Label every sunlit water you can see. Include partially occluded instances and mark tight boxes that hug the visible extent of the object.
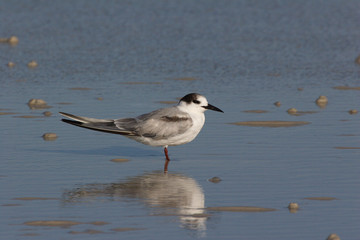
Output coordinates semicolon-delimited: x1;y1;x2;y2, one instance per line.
1;1;360;239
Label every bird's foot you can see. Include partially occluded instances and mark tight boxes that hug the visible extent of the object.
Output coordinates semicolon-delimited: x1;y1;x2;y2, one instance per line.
164;147;170;173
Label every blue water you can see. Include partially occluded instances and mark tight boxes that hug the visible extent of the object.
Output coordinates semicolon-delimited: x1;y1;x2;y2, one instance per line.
1;1;360;239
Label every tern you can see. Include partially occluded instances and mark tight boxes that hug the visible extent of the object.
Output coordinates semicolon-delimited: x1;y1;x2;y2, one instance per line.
60;93;223;172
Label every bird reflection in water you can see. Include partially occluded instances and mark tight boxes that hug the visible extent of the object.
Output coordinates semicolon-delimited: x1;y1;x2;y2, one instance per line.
63;171;207;235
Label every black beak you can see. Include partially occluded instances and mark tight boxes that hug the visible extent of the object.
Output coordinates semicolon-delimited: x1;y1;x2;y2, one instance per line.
203;104;224;113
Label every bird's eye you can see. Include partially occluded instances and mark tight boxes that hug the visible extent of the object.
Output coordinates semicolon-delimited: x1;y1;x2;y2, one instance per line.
192;100;200;104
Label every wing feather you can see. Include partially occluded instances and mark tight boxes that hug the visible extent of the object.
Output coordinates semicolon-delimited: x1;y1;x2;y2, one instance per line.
124;107;193;140
60;112;137;136
61;106;192;140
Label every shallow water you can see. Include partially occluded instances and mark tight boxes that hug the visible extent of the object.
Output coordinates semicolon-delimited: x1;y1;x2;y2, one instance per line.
1;1;360;239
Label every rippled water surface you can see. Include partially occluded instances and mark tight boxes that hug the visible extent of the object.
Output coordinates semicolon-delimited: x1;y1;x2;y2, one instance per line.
1;1;360;239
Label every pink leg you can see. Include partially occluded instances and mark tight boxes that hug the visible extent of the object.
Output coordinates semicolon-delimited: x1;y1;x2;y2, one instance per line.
164;147;170;173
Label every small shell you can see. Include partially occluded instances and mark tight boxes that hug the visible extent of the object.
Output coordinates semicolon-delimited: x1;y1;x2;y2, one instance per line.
7;62;15;67
273;101;281;107
42;133;58;141
27;60;38;68
27;99;50;109
208;177;222;183
288;202;299;213
348;109;358;115
327;233;340;240
43;111;52;117
315;95;328;104
8;36;19;45
287;108;297;114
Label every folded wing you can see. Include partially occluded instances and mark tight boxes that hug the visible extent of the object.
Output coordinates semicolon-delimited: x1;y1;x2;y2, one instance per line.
117;107;193;140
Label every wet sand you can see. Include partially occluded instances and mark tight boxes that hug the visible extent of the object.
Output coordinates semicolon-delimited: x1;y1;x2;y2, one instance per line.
207;206;277;212
1;1;359;240
13;197;58;201
229;121;311;127
24;220;82;227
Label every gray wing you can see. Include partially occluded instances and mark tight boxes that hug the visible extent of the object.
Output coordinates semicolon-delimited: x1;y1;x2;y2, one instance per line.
114;107;193;140
60;112;137;136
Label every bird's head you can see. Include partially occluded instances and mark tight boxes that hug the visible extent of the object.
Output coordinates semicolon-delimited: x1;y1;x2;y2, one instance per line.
178;93;223;114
